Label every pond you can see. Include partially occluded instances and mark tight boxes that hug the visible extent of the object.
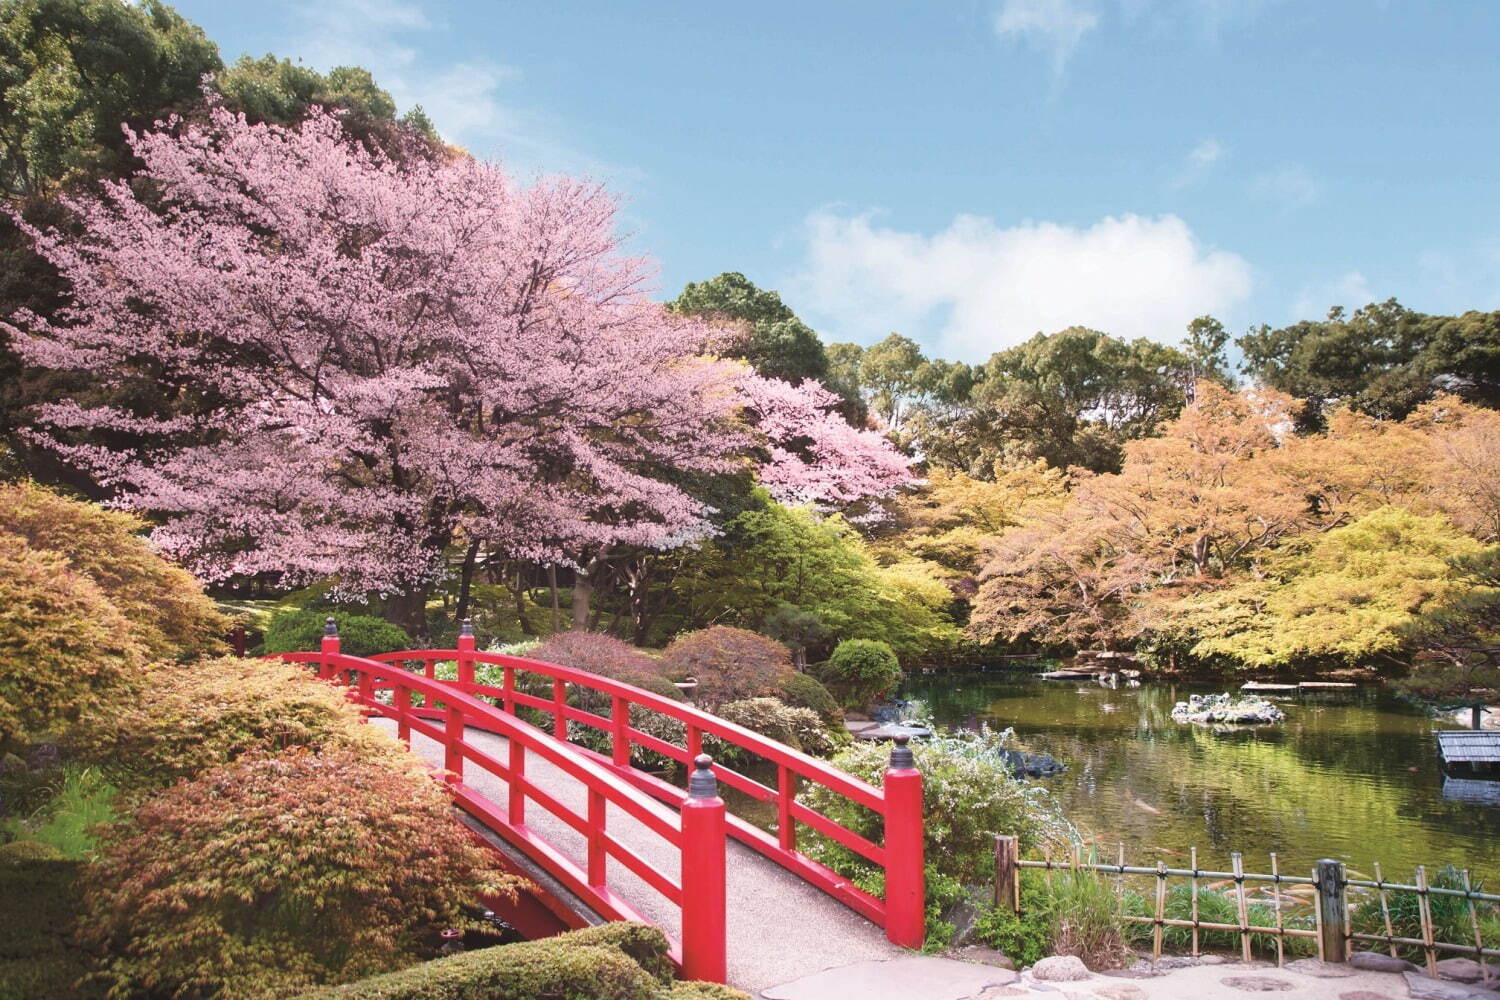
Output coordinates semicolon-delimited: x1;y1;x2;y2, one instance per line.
899;670;1500;881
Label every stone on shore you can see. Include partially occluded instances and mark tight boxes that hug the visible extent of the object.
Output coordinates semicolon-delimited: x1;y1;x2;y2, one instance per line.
1031;955;1092;981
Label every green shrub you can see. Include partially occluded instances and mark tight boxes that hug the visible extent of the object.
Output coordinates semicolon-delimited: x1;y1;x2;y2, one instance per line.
777;673;843;729
71;655;387;794
663;984;751;1000
1043;865;1130;970
710;698;837;766
1;766;115;858
0;857;100;1000
0;537;144;749
661;627;793;710
798;726;1068;945
81;747;522;999
0;482;227;660
265;608;411;658
298;923;691;1000
823;639;901;710
974;872;1054;967
0;749;63;817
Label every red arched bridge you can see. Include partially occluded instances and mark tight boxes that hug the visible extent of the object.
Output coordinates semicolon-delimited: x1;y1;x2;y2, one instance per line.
268;620;925;991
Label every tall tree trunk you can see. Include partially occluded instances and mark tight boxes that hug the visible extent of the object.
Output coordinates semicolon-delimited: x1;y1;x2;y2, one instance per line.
513;568;535;635
549;565;560;633
572;569;592;630
454;538;480;625
386;585;432;637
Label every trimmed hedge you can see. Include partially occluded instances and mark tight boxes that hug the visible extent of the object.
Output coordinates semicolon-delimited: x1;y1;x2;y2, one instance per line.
265;608;411;658
661;627;793;710
298;923;749;1000
822;639;901;710
776;673;843;728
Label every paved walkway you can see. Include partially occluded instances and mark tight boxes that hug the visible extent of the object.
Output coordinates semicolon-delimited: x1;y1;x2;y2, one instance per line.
372;720;903;994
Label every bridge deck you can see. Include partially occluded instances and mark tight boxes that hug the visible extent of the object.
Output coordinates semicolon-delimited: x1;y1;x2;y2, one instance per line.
372;719;903;994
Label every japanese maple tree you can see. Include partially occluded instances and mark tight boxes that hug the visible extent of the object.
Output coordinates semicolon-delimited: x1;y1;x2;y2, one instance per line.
6;106;908;628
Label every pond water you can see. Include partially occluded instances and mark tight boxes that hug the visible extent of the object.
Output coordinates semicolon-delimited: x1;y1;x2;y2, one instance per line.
899;671;1500;880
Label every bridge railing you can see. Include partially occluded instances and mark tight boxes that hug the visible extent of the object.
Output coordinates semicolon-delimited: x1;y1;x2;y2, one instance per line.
270;628;730;982
366;629;925;949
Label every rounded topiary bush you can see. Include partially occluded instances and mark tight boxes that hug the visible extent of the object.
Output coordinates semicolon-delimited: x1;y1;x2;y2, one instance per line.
777;672;844;728
263;608;411;658
71;656;386;794
0;482;227;659
823;639;902;710
80;747;521;999
0;537;144;749
661;627;793;710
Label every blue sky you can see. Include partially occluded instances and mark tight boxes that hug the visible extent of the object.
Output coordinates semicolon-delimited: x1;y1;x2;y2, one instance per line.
173;0;1500;363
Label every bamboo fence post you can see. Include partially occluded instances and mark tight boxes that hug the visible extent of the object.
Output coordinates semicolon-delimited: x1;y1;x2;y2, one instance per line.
1374;862;1397;958
1153;858;1168;962
1313;863;1327;963
1190;846;1201;958
1233;852;1252;963
1270;852;1285;967
1416;866;1438;976
1461;869;1485;967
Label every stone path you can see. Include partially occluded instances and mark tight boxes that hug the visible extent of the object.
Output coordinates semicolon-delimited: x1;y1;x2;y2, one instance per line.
373;720;904;995
759;952;1496;1000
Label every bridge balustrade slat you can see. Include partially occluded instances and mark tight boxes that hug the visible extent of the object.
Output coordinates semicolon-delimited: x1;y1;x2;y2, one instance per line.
788;800;886;866
603;829;684;903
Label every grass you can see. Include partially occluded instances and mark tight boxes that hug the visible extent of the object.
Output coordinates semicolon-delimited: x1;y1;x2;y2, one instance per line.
1124;884;1316;958
1;766;117;859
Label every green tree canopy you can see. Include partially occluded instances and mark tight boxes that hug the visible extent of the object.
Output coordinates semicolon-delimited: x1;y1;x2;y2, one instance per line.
215;55;438;145
962;326;1194;473
670;271;831;385
0;0;220;198
1237;299;1500;429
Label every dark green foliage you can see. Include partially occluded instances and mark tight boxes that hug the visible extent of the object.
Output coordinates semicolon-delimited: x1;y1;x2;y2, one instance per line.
662;984;751;1000
710;697;837;766
670;272;829;386
296;923;736;1000
974;871;1054;967
264;608;411;658
0;0;221;197
0;857;101;1000
964;327;1193;474
823;639;901;710
1238;300;1500;430
776;672;843;728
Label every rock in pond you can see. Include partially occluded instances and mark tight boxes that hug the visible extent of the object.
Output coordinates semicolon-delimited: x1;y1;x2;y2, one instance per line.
1171;693;1286;726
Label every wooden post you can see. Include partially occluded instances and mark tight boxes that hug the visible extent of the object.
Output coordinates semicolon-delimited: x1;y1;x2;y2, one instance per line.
1233;852;1252;963
444;704;464;785
611;695;631;768
994;835;1019;912
883;734;926;949
1316;858;1348;963
681;755;727;983
230;625;246;657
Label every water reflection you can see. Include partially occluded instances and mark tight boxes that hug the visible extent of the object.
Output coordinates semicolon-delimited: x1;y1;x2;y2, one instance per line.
901;673;1500;878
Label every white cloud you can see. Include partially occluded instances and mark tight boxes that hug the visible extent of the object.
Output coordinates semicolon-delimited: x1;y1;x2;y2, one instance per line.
1171;137;1224;187
283;0;612;178
1291;271;1374;320
993;0;1100;74
793;210;1253;361
1252;166;1319;210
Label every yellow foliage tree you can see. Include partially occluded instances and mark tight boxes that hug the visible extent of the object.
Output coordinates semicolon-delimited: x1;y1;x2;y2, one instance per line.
0;482;226;658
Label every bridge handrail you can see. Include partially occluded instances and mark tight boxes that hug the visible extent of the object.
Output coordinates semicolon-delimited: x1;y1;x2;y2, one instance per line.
268;645;729;980
376;648;887;811
365;639;925;949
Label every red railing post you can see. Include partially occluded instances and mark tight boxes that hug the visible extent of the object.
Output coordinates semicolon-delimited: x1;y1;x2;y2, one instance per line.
444;703;464;785
680;754;727;984
552;677;568;741
319;617;340;680
611;695;631;768
457;619;476;686
883;734;925;949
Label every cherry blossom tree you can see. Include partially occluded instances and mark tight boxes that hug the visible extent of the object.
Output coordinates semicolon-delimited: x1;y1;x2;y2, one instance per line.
6;107;909;630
